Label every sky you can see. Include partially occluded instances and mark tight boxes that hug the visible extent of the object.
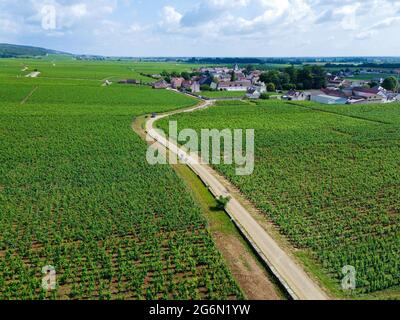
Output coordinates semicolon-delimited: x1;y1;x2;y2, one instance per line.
0;0;400;57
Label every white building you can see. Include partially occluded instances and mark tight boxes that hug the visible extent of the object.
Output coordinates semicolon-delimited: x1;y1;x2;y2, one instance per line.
246;91;261;99
311;94;348;105
282;90;310;101
217;81;252;91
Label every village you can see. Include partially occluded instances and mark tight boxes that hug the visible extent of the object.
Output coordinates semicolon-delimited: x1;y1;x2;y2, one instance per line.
147;64;400;105
151;64;268;99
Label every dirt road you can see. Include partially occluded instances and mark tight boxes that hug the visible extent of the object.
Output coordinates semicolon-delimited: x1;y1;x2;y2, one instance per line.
145;98;329;300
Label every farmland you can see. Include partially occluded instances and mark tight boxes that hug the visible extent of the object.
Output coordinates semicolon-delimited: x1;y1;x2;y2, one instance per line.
199;91;246;99
0;60;242;300
158;100;400;298
0;58;200;82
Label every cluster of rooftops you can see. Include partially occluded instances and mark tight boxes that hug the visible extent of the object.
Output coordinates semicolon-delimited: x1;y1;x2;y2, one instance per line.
117;65;400;105
283;76;400;105
152;64;264;96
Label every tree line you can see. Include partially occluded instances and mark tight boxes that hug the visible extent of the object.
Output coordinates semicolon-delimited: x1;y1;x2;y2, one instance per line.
325;62;400;69
259;65;327;90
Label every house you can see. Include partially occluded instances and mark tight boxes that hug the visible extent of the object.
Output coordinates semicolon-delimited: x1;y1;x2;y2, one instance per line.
153;80;169;89
352;87;383;101
350;80;369;88
327;76;344;88
181;80;200;93
210;82;218;90
181;80;191;90
217;80;252;91
311;94;348;105
282;90;310;101
234;72;246;81
246;84;267;99
191;81;201;93
248;83;267;94
342;87;354;97
246;91;261;99
347;97;366;104
217;74;232;82
321;88;348;98
171;77;184;89
199;76;212;86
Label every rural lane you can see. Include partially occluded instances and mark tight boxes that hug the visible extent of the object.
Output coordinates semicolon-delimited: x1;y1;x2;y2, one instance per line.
144;97;329;301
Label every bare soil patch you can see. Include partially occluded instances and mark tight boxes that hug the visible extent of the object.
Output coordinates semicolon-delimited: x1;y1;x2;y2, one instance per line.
213;232;282;300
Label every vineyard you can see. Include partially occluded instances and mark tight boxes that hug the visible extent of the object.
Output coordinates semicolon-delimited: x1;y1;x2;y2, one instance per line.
199;91;246;99
159;100;400;297
0;60;242;300
0;59;200;82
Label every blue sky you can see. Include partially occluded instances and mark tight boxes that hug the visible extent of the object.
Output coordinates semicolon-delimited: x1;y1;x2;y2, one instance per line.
1;0;400;56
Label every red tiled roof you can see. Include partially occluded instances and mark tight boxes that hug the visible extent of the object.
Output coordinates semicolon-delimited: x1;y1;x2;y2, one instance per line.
352;87;380;94
321;88;347;98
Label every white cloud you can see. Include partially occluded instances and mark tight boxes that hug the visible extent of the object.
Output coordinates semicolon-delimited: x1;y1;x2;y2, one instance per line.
70;3;87;18
0;17;19;33
355;30;377;40
208;0;251;8
162;6;182;25
333;3;361;30
371;16;400;30
0;0;399;56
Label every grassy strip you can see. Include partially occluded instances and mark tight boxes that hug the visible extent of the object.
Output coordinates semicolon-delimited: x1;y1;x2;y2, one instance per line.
172;162;286;300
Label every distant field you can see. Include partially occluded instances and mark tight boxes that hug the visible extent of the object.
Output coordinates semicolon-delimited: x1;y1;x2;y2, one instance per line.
346;74;394;81
159;100;400;298
325;66;395;81
0;59;201;82
0;60;242;300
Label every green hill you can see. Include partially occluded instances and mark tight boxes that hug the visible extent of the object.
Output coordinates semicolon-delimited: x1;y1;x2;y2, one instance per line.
0;43;71;58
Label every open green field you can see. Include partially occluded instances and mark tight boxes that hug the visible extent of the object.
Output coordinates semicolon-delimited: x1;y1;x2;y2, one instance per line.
0;59;200;83
158;100;400;298
200;91;246;99
346;74;394;81
0;61;242;300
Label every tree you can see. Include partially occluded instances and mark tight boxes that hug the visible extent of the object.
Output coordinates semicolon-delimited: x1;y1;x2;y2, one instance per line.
279;73;291;89
382;76;399;91
200;84;211;91
285;65;298;84
190;71;201;78
297;67;313;90
311;65;327;89
369;81;379;88
283;83;296;91
181;72;190;80
160;70;170;77
216;196;231;210
260;93;270;100
171;71;180;78
244;64;255;76
259;70;280;88
230;71;237;82
267;83;276;92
